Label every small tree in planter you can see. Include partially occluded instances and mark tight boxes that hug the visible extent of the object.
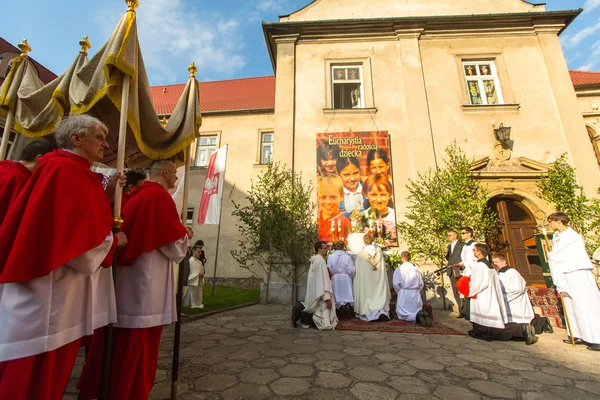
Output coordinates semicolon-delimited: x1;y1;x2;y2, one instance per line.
537;153;600;259
231;163;316;304
396;141;498;307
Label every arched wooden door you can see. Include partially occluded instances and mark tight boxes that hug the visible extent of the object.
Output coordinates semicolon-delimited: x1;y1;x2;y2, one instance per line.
487;197;544;285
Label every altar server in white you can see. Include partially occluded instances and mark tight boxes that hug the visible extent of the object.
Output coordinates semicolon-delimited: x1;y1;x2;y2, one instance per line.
327;240;355;318
547;212;600;351
467;244;537;344
492;253;553;334
354;234;391;321
392;251;424;322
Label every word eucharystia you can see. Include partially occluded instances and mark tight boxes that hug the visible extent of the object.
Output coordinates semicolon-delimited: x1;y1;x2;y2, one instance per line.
328;135;378;158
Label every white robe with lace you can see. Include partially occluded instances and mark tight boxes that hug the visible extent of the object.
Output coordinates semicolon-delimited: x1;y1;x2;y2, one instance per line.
0;234;115;362
497;267;535;324
303;255;338;330
393;262;423;322
469;260;507;329
549;228;600;344
353;244;390;321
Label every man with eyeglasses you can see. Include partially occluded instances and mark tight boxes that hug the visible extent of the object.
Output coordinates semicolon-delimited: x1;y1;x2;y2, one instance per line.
291;241;338;330
445;229;466;318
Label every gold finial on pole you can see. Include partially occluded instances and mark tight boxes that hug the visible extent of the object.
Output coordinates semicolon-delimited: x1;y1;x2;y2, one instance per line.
18;39;32;57
126;0;139;11
160;117;168;128
188;62;198;78
79;36;92;55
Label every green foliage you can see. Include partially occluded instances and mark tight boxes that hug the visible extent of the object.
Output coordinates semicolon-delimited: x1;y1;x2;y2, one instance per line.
396;141;498;267
384;251;403;270
182;285;259;316
537;153;600;255
231;163;317;302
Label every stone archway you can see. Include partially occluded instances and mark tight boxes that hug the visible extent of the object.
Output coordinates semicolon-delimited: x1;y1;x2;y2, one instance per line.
487;196;545;285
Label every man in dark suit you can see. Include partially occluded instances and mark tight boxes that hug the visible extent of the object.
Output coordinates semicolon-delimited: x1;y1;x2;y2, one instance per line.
445;229;466;318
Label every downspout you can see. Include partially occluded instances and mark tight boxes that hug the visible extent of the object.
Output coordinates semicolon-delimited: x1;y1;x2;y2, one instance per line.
292;38;298;304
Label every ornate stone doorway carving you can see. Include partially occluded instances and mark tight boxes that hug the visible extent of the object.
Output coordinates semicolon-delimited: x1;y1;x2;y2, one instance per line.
487;197;545;285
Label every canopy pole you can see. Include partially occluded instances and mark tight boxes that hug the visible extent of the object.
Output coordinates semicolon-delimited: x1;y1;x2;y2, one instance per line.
98;73;130;400
0;109;15;161
171;142;192;400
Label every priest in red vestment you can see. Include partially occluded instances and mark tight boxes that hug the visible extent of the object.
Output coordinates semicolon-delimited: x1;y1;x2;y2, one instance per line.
108;159;191;399
0;114;126;400
0;140;54;225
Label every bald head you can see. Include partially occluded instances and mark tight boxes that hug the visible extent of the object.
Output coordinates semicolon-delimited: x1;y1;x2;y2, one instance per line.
149;159;178;190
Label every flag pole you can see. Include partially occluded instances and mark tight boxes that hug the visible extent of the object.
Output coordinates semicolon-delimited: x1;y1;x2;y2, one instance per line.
98;2;134;394
212;145;228;298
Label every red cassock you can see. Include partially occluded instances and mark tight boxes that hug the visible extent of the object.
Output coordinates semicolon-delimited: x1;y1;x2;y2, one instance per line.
0;160;32;226
0;150;117;400
78;181;188;399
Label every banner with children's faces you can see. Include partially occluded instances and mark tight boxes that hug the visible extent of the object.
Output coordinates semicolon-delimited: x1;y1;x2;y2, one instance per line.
316;131;398;247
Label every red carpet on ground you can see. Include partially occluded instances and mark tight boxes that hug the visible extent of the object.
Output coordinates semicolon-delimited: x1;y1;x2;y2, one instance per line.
335;318;466;335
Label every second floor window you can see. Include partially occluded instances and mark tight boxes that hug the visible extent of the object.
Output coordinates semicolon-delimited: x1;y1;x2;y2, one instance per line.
463;61;504;105
195;136;217;167
332;65;364;109
260;132;273;164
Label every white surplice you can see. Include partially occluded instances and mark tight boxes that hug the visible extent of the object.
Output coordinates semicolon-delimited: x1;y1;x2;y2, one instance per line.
327;250;355;308
460;240;477;277
353;244;390;321
548;228;600;344
469;259;507;329
392;262;423;322
188;256;205;309
303;255;338;330
115;237;189;328
0;234;115;362
497;267;535;324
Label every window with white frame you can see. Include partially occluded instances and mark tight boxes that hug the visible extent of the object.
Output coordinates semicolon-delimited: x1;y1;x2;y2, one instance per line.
260;132;273;164
331;65;365;109
462;61;504;105
186;208;194;225
195;135;217;167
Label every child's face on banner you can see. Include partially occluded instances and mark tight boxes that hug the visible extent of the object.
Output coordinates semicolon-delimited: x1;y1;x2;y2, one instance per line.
319;186;343;218
320;156;337;174
367;184;390;214
369;157;389;176
339;163;360;192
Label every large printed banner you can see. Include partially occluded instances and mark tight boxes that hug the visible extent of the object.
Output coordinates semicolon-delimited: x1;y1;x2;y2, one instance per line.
316;131;398;247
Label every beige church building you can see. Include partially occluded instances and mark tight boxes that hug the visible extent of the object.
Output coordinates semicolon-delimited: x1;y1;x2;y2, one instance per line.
150;0;600;302
4;0;600;304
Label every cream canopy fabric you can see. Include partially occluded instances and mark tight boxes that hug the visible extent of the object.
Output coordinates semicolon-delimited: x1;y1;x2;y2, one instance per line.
0;8;201;167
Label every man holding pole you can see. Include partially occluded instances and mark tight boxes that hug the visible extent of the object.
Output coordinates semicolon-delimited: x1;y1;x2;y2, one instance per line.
0;115;126;399
0;140;54;225
547;212;600;351
109;159;192;398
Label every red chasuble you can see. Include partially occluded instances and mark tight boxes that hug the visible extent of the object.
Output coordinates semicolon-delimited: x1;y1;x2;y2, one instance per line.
118;181;188;266
0;150;114;283
0;161;32;226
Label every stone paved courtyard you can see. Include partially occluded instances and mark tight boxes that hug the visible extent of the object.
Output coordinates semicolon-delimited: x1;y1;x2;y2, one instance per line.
66;304;600;399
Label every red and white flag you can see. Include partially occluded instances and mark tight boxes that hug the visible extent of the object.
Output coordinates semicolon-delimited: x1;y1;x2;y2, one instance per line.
198;145;228;224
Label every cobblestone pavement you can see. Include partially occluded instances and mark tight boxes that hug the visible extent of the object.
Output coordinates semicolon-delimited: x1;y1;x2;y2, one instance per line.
65;305;600;399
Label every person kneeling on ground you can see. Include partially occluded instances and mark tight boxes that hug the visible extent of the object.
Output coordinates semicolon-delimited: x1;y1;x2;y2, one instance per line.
466;244;538;345
327;240;355;319
393;251;431;327
291;241;338;330
492;253;553;335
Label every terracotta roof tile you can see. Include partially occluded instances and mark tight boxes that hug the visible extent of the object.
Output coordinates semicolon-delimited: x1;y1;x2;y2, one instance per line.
0;37;57;86
569;70;600;86
150;76;275;115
